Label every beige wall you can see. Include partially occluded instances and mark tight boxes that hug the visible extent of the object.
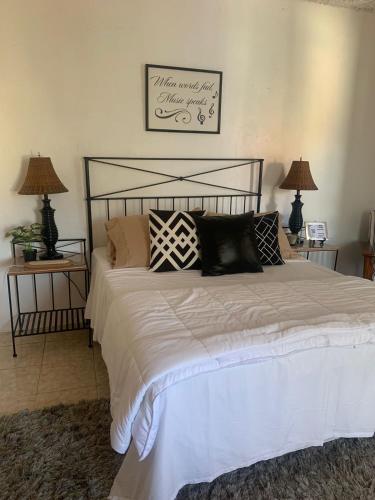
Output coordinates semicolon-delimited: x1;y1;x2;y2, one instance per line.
0;0;374;331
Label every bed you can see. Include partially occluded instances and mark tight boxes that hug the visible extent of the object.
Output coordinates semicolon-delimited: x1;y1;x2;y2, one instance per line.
84;157;375;500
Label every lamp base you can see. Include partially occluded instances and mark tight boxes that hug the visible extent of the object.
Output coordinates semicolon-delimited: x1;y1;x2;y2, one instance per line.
39;251;64;260
40;195;63;260
288;190;304;235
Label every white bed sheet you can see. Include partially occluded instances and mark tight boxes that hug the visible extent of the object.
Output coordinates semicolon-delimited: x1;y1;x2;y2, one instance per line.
85;248;375;500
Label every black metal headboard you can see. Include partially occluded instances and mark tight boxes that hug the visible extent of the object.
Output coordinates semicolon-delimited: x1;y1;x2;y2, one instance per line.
84;156;264;254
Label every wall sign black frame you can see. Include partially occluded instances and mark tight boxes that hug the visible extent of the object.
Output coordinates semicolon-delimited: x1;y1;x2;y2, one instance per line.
145;64;223;134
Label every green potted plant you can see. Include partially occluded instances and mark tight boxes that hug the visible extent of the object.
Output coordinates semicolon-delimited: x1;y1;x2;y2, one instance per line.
5;223;43;262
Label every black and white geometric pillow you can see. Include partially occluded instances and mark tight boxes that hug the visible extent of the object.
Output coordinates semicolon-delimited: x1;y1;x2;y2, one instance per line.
149;209;205;272
254;211;284;265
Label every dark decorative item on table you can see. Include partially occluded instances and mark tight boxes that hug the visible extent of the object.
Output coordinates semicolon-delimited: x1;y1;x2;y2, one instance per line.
18;156;68;260
5;223;42;262
279;157;318;245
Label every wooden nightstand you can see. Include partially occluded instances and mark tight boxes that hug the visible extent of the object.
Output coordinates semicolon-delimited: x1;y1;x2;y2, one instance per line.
293;243;339;271
361;242;375;280
7;239;91;357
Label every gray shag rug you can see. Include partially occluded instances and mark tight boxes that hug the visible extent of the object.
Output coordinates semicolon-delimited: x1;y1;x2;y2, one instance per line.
1;399;375;499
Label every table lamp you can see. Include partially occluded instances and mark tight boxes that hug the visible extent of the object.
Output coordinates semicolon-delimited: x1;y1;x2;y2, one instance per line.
18;156;68;260
279;158;318;241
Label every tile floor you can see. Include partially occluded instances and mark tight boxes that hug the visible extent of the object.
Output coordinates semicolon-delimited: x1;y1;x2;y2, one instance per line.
0;329;109;415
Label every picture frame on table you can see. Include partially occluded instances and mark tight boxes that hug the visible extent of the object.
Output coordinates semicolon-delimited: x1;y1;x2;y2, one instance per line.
305;221;328;243
145;64;223;134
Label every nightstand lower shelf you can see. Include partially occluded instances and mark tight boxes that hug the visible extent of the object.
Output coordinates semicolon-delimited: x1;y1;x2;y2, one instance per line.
13;307;88;337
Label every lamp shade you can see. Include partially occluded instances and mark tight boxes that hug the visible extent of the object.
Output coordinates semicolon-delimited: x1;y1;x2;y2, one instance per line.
279;159;318;191
18;157;68;195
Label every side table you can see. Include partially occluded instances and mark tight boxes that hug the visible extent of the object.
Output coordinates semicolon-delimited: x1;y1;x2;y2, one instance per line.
361;242;375;280
7;238;91;357
293;243;339;271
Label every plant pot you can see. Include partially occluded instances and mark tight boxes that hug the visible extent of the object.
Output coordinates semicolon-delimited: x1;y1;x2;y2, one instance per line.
23;249;37;262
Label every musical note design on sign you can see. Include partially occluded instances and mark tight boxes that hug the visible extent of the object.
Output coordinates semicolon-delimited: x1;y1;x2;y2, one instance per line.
155;108;192;124
197;108;205;125
209;103;215;118
212;90;218;99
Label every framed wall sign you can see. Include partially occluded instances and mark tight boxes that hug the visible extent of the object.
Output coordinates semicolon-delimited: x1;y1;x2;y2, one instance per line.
145;64;223;134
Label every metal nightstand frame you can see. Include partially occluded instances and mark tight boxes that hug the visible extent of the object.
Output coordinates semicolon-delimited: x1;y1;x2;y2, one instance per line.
6;238;91;357
294;244;339;271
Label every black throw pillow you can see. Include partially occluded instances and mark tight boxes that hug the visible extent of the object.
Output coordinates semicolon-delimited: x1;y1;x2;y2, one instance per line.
194;212;263;276
254;211;284;265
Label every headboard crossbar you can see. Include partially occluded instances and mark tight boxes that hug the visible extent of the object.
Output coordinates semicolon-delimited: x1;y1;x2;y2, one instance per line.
84;156;264;254
89;159;260;199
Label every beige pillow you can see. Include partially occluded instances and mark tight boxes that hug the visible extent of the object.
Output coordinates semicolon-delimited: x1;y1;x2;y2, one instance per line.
202;209;296;260
277;224;297;259
105;215;150;268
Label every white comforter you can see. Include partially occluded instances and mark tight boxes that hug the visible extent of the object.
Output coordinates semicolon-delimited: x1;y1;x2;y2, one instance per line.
86;251;375;459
